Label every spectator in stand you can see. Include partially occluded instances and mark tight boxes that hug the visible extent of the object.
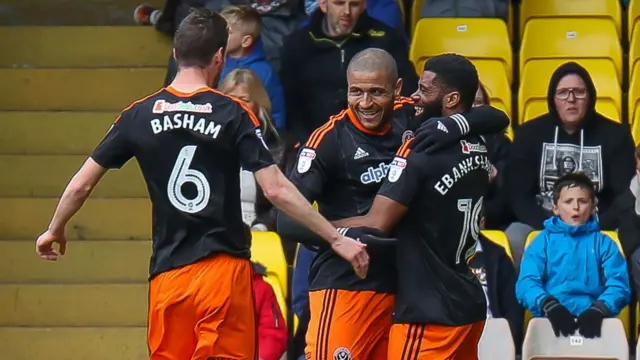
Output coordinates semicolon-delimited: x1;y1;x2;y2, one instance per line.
505;62;635;270
303;0;404;30
516;173;631;339
220;69;283;230
136;0;303;83
219;5;286;130
615;144;640;296
474;83;512;229
252;262;288;360
468;212;523;351
279;0;417;144
220;69;299;260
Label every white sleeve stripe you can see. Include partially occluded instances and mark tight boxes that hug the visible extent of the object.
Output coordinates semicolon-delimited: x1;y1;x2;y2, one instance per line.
450;114;465;134
451;113;470;134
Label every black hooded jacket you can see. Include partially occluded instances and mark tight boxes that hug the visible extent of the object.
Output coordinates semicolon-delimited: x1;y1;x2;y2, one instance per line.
279;9;418;143
506;62;635;230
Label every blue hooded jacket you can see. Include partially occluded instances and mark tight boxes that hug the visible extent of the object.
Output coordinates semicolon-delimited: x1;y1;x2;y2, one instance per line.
219;38;286;130
516;216;630;317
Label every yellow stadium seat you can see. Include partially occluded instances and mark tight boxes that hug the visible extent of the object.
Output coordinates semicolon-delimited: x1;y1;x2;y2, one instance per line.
477;62;512;118
523;230;630;337
410;18;512;84
263;275;288;325
519;0;622;39
520;19;622;85
518;60;621;124
481;230;513;261
409;0;422;34
630;72;640;142
629;0;640;42
628;26;640;130
251;231;288;294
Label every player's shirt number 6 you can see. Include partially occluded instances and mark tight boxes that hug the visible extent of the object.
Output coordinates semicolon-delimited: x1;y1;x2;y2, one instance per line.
167;145;211;214
456;197;483;265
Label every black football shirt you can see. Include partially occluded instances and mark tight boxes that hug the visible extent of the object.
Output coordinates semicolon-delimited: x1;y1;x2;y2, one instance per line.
378;134;491;326
289;98;419;293
91;86;274;278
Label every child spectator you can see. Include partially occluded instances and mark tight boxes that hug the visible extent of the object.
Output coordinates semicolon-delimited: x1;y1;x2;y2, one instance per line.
252;262;288;360
516;173;630;338
219;5;286;130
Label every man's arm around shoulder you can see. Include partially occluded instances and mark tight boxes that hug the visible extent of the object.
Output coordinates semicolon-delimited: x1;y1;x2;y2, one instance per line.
254;164;369;278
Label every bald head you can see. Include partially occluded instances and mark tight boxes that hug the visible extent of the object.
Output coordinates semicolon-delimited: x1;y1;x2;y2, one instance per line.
347;48;398;82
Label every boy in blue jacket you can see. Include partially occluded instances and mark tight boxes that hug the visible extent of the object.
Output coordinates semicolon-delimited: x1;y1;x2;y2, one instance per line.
516;172;630;339
219;5;286;129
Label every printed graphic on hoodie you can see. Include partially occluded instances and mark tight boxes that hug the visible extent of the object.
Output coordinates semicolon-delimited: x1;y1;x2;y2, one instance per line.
538;142;603;211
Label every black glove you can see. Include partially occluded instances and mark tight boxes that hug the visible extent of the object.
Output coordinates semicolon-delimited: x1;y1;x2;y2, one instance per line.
337;227;396;247
577;302;608;338
411;114;468;154
542;297;577;337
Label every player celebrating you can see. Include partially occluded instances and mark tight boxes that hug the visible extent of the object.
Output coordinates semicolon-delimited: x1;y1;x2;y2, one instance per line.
339;53;492;360
34;9;368;360
278;50;508;360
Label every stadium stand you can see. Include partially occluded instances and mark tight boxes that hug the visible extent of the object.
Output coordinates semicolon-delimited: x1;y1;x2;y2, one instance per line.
409;18;512;85
478;318;516;360
523;231;631;338
518;59;622;124
519;0;622;40
522;318;629;360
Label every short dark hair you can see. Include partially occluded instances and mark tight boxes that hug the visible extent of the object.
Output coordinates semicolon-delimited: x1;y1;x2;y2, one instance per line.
552;172;596;204
424;53;479;111
173;8;228;69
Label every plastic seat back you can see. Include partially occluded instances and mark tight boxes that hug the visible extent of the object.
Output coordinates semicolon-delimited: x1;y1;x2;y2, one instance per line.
520;18;622;85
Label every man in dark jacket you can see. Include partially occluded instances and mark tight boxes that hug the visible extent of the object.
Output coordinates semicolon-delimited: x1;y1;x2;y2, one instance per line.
279;0;417;143
505;62;636;270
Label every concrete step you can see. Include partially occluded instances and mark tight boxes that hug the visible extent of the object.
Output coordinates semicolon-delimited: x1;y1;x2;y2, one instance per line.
0;155;147;197
0;111;118;154
0;68;165;111
0;240;150;283
0;27;170;68
0;0;163;26
0;327;147;360
0;198;151;240
0;284;147;326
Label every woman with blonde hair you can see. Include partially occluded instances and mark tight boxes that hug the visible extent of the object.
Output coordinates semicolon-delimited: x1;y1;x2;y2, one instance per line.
220;69;294;234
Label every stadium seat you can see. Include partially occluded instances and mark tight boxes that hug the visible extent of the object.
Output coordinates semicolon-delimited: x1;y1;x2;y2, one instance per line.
410;18;512;84
476;62;512;118
522;318;629;360
481;230;513;261
478;318;516;360
519;0;622;40
523;231;631;338
520;18;623;86
518;59;622;124
629;0;640;42
251;231;288;294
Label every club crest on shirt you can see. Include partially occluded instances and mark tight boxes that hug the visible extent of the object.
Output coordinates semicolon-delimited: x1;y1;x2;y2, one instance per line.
402;130;414;144
333;347;352;360
387;157;407;183
297;148;316;174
